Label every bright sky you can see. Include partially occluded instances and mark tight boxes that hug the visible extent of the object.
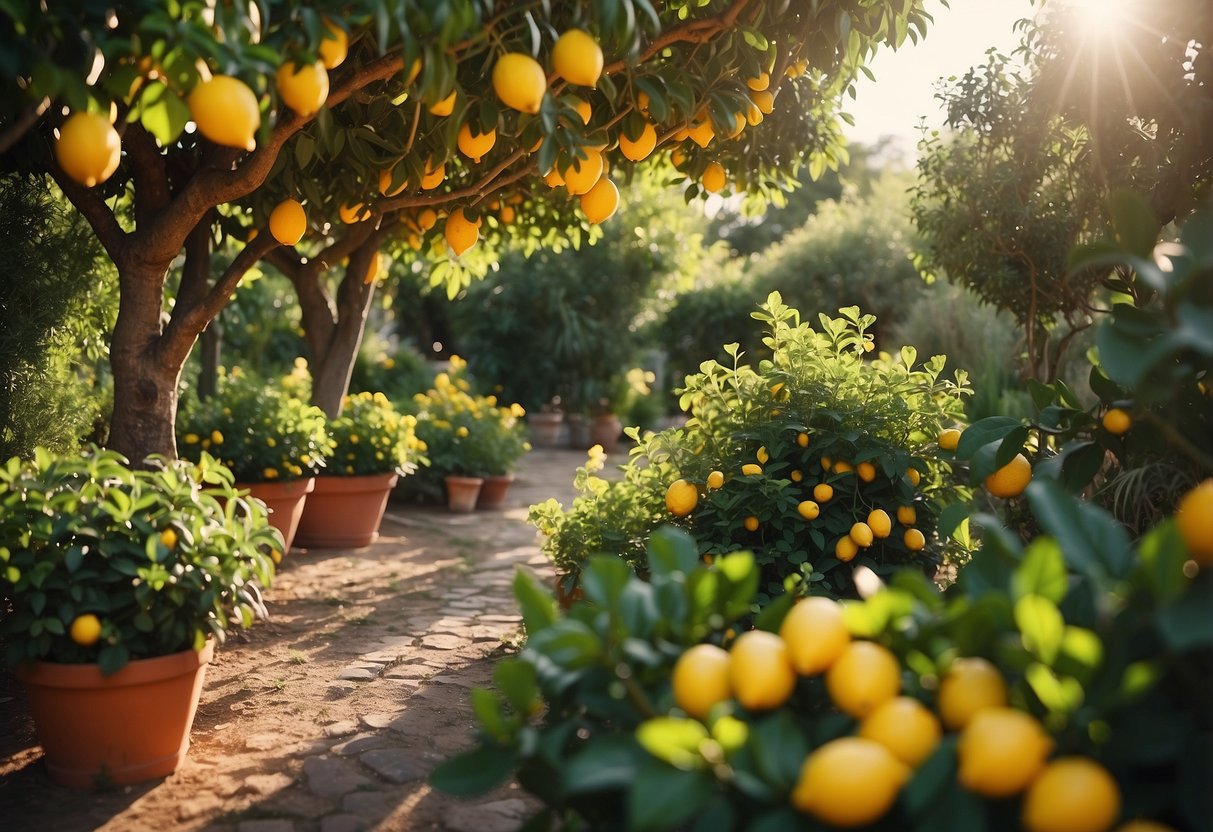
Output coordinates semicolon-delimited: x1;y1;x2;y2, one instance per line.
843;0;1037;157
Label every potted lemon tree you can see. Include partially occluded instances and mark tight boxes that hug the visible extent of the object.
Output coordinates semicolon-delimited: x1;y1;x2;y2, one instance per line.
0;447;279;788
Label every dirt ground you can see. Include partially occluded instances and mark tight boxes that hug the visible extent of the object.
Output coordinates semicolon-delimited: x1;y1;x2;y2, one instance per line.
0;447;595;832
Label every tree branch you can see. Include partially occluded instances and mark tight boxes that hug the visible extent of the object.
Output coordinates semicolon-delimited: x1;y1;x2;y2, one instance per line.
603;0;753;75
263;247;305;280
0;96;50;155
124;122;173;225
378;148;535;213
49;165;129;265
175;213;214;321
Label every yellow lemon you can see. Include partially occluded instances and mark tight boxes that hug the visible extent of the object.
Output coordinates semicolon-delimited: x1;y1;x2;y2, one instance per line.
826;641;901;718
834;460;854;475
856;461;876;482
835;536;859;562
938;656;1007;730
859;696;942;767
904;528;926;551
813;483;833;503
939;428;962;450
746;71;770;91
379;166;406;197
1022;757;1122;832
906;466;921;486
444;207;479;255
70;613;102;646
746;102;763;126
790;469;803;482
756;446;769;464
791;737;909;827
492;52;547;114
985;453;1032;498
742;463;763;476
276;60;329;116
867;509;892;539
552;29;604;87
850;522;874;548
1177;479;1213;564
706;470;725;490
797;500;820;521
561;148;604;195
269;198;307;245
1102;408;1132;435
958;707;1054;797
897;505;917;526
429;88;457;117
701;161;726;193
743;516;759;532
619;122;657;161
728;630;796;711
339;202;370;224
797;432;810;448
672;644;732;720
580;176;618;224
318;19;348;69
820;456;832;470
665;478;698;517
779;596;849;675
458;122;497;162
544;167;564;188
751;89;775;114
54;112;121;188
569;96;592;124
417;207;437;230
420;158;446;189
159;527;178;550
499;204;516;224
188;75;261;151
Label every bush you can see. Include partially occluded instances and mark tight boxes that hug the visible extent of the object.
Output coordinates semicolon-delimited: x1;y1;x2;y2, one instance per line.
348;331;436;403
327;390;425;477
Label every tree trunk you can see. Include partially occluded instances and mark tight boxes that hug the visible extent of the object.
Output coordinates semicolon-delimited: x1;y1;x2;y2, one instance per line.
310;243;380;418
197;320;221;400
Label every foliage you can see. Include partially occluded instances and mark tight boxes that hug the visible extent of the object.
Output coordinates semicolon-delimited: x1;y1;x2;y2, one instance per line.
176;368;333;484
202;264;304;383
348;330;435;403
531;293;971;603
326;390;424;477
0;447;279;675
436;496;1213;830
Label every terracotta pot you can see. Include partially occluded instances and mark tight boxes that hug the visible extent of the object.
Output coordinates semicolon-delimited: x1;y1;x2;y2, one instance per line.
476;474;515;510
445;475;484;513
566;414;592;449
528;412;564;448
239;477;315;554
553;573;583;610
294;472;399;548
14;641;214;789
590;413;623;453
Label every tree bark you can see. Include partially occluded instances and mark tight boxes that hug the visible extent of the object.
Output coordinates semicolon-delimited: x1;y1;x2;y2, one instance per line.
198;321;221;400
310;240;382;418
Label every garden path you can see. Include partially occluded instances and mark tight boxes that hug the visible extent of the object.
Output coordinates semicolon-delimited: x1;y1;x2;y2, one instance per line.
0;447;598;832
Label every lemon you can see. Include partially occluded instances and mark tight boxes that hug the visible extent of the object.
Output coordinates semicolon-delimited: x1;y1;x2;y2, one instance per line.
457;122;497;162
420;158;446;189
867;509;892;538
791;737;909;827
938;656;1007;730
813;483;833;503
619;122;657;161
552;29;604;87
277;60;329;116
580;176;618;224
746;102;764;126
318;19;348;69
188;75;261;151
849;522;874;548
833;460;854;475
751;89;775;114
665;478;698;517
790;470;804;482
903;528;926;551
779;597;849;675
54;112;121;188
797;432;810;447
826;641;901;718
688;117;715;149
985;453;1032;498
1023;757;1121;832
755;446;769;464
672;644;732;720
706;470;725;490
379;166;406;197
856;461;876;482
701;161;726;193
897;505;917;526
906;466;921;486
569;96;592;124
728;630;796;711
444;207;479;255
544;167;564;188
492;52;546;114
743;516;759;532
1101;408;1132;435
363;251;383;284
835;536;859;562
796;500;820;521
269;198;307;245
859;696;942;767
499;205;516;224
958;707;1053;797
159;527;178;550
429;88;457;117
939;428;962;450
339;202;370;224
820;456;832;470
1176;479;1213;564
746;71;770;91
742;463;763;476
70;613;102;646
561;149;604;195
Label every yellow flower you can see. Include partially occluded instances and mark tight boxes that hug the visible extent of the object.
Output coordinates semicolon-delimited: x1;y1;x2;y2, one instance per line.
485;395;497;406
289;464;302;476
376;451;384;460
449;354;466;369
383;358;396;369
522;441;532;452
211;430;224;445
184;433;200;444
374;392;388;404
263;467;279;479
456;426;469;438
511;403;526;418
435;372;450;388
294;357;308;369
300;454;311;465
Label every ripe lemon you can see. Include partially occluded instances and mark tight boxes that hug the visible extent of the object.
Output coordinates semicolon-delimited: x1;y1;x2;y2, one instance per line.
746;71;770;91
791;737;909;827
492;52;547;114
743;516;759;532
751;89;775;114
429;88;457;117
269;198;307;245
499;205;516;224
544;167;564;188
701;161;726;193
867;509;892;539
665;478;699;517
939;428;962;450
420;158;445;189
742;463;763;476
561;148;604;195
580;176;618;224
569;96;592;124
958;707;1053;797
70;613;102;646
318;19;348;69
904;528;926;551
820;456;832;470
1176;479;1213;564
755;446;769;464
859;696;942;767
670;146;687;167
1102;408;1132;436
835;536;859;562
938;656;1007;730
672;644;732;719
619;122;657;161
985;453;1032;498
849;522;874;548
379;166;406;197
55;112;121;188
779;597;849;675
897;505;917;526
826;641;901;718
417;207;438;230
813;483;833;503
728;630;796;711
188;75;261;151
790;470;804;482
457;122;497;162
339;202;370;224
706;470;725;490
797;500;820;521
797;432;809;447
906;467;921;486
277;60;329;116
688;116;715;148
856;461;876;482
1022;757;1121;832
159;527;178;549
834;460;854;475
444;207;479;255
553;29;604;87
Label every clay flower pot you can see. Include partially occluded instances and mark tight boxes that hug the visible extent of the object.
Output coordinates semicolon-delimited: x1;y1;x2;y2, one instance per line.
294;472;399;548
590;413;623;453
528;411;564;448
239;477;315;554
445;475;484;513
476;473;516;510
566;413;592;449
14;641;214;788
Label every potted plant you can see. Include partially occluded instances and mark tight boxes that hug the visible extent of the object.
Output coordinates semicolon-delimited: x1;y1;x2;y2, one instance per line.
294;391;424;548
0;447;278;788
529;399;565;448
470;400;531;510
178;370;333;554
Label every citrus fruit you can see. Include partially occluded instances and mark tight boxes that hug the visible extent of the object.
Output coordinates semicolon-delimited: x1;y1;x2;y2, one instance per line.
379;166;406;196
318;19;348;69
820;456;832;470
906;467;922;486
742;463;763;476
743;516;760;532
159;527;178;549
619;122;657;161
688;117;715;148
457;123;496;162
790;470;804;482
444;207;479;255
569;96;592;124
54;112;121;188
70;613;102;646
813;483;833;503
904;528;926;551
850;522;874;548
499;205;516;224
417;207;438;230
834;460;854;475
339;202;370;224
665;478;698;517
561;149;604;195
552;29;604;87
276;60;329;116
938;656;1007;730
269;198;307;245
420;158;445;189
897;505;917;526
1022;757;1121;832
701;161;726;193
856;461;876;482
756;446;770;464
939;428;962;450
492;52;547;114
544;167;564;188
797;432;809;447
429;88;457;117
957;707;1053;797
188;75;261;151
1176;479;1213;564
580;176;618;224
672;644;732;720
779;597;849;675
835;536;859;562
791;737;910;827
797;500;820;521
751;89;775;114
859;696;942;767
728;630;796;710
707;470;725;490
746;71;770;91
985;453;1032;498
826;641;901;718
868;509;892;538
1102;408;1132;435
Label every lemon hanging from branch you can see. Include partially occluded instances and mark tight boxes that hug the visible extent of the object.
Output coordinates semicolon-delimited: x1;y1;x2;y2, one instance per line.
444;207;479;256
269;198;307;245
552;29;603;87
492;53;547;114
54;112;121;188
580;176;618;224
276;60;329;116
188;75;260;151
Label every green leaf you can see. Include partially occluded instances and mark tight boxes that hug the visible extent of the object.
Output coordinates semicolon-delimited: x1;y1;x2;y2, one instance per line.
937;503;972;540
492;659;539;716
628;759;716;832
648;525;701;578
581;554;631;608
1026;480;1132;578
955;416;1022;460
904;737;958;818
1156;578;1213;651
134;81;191;146
747;712;808;790
636;717;709;770
513;569;557;635
429;743;518;797
1025;662;1084;714
1012;538;1069;603
563;735;645;794
1015;594;1065;664
526;619;602;668
1136;522;1189;602
1107;188;1161;259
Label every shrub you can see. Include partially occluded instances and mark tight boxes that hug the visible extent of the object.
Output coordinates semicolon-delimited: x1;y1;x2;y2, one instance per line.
327;390;424;477
348;331;435;403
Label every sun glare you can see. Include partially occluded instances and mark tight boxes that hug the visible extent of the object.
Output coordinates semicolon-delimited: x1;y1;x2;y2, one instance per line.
1066;0;1135;35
